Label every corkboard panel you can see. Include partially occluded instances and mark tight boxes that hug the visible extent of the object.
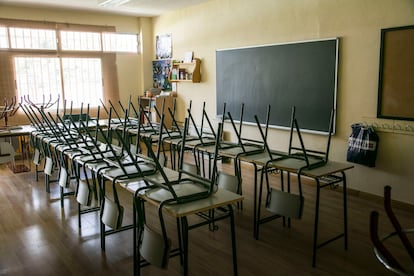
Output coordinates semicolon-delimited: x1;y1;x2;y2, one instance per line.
378;25;414;120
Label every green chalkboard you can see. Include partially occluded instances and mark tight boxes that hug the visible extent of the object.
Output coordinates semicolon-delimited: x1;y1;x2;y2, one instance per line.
216;38;339;134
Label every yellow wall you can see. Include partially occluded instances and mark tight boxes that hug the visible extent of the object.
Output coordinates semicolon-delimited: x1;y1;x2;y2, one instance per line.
152;0;414;204
1;1;414;204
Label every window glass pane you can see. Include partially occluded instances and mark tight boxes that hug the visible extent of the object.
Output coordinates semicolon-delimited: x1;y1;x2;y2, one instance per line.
14;57;62;103
103;32;138;53
0;26;8;48
9;28;57;50
62;58;103;107
60;31;101;51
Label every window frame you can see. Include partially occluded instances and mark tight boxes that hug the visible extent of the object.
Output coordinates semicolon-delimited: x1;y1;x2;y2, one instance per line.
0;18;138;121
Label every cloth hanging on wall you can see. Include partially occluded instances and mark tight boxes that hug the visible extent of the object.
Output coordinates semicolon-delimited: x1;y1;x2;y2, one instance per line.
347;123;379;167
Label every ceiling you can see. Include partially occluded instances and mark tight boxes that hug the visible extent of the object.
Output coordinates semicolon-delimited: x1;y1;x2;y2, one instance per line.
0;0;211;17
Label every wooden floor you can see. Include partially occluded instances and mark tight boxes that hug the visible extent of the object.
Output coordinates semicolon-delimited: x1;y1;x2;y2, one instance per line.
0;156;412;276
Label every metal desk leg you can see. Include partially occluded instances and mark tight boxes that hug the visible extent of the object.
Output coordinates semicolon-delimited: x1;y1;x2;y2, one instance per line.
176;217;184;265
229;204;238;276
100;174;106;251
312;173;348;267
181;217;189;276
234;158;243;210
342;171;348;250
312;178;321;267
255;167;266;240
252;163;259;238
133;195;138;276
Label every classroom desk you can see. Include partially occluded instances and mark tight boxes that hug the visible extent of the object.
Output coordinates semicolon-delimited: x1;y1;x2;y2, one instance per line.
0;125;35;137
0;125;35;172
257;158;354;267
121;180;243;276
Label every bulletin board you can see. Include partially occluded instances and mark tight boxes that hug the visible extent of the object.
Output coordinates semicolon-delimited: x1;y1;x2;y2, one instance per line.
377;25;414;120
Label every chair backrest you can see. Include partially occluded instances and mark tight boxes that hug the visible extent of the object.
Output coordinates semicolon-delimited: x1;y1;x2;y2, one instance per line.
217;172;239;194
47;112;79;148
19;103;43;131
186;102;217;145
254;115;273;159
256;106;332;170
65;108;110;161
288;107;334;169
182;162;198;176
95;107;157;178
140;225;171;269
226;104;271;155
266;188;304;219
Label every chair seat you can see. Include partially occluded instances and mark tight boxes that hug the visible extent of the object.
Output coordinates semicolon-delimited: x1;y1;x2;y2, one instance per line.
145;181;208;202
103;163;155;179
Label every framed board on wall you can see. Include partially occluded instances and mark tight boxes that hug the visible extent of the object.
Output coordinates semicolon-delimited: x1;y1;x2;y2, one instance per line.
152;59;172;91
377;25;414;121
216;38;339;134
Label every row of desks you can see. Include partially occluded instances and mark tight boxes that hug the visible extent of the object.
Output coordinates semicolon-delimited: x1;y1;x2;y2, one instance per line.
28;117;353;272
182;138;354;267
30;120;243;275
117;114;355;267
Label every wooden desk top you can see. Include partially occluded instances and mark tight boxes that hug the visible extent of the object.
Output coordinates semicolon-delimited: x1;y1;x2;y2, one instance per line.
119;174;243;218
300;161;354;178
267;158;354;178
124;183;243;218
0;125;35;137
158;189;243;217
194;142;267;159
238;150;286;166
116;167;180;186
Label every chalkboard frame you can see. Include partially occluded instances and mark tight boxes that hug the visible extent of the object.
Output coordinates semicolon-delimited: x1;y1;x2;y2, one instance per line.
377;25;414;121
216;38;339;135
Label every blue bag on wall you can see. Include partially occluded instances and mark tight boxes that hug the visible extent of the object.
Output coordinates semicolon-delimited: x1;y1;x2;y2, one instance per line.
347;123;379;167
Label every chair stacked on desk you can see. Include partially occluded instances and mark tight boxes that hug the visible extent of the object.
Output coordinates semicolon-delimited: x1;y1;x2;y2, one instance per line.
20;99;85;204
22;96;242;275
130;113;242;275
253;107;348;267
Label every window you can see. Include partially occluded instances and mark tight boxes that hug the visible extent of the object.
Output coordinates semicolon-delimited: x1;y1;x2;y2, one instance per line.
14;57;62;102
61;58;103;106
60;31;101;51
0;18;138;111
14;57;103;107
0;26;8;48
102;32;139;53
9;27;56;50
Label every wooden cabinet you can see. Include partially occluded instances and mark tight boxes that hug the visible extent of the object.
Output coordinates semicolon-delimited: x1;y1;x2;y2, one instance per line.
169;58;201;83
138;95;174;129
